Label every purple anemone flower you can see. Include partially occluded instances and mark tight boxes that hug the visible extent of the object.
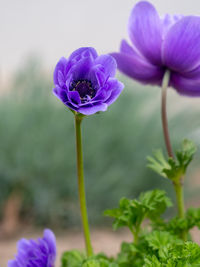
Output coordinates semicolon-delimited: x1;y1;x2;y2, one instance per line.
53;47;124;115
8;229;56;267
112;1;200;97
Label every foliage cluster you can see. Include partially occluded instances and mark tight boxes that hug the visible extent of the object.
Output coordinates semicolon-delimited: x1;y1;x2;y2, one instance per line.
61;189;200;266
60;140;200;266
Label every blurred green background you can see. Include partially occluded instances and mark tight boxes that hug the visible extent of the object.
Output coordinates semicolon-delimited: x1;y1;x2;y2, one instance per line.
0;58;199;231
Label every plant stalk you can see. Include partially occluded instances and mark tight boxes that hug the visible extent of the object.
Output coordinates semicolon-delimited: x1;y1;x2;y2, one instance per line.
75;115;93;256
173;180;185;219
161;70;174;159
161;70;186;241
130;226;139;245
134;228;139;245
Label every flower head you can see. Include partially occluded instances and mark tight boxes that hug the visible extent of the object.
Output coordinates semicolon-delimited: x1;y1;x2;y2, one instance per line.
53;47;124;115
112;1;200;96
8;229;56;267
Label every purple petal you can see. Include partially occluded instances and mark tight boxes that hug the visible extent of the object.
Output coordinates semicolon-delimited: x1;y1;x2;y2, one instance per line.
69;47;98;61
104;78;124;105
182;64;200;79
17;238;30;251
65;101;79;111
93;89;109;101
7;261;17;267
53;57;69;86
57;71;65;87
111;52;163;84
119;39;151;63
68;91;81;105
161;14;183;37
171;73;200;96
78;103;108;115
94;54;117;78
53;86;68;103
43;229;56;262
120;39;140;57
128;1;162;65
69;56;93;81
163;16;200;72
89;65;106;88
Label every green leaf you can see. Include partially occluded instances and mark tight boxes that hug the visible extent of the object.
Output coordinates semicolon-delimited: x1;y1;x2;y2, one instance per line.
104;190;172;238
176;139;197;173
145;231;182;259
147;150;170;178
117;242;143;267
186;208;200;229
139;189;172;220
82;258;118;267
153;207;200;236
82;259;101;267
104;197;138;231
61;250;85;267
169;242;200;266
147;139;197;181
144;255;162;267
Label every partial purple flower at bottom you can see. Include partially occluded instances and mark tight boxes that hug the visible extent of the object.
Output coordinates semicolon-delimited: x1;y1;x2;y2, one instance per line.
53;47;124;115
8;229;56;267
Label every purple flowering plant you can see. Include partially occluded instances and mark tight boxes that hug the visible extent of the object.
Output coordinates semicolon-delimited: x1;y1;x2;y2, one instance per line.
112;0;200;242
53;47;124;258
8;1;200;266
8;229;56;267
53;47;123;115
112;1;200;97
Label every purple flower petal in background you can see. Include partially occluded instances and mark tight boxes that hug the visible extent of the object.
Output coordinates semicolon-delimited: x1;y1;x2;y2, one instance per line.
53;47;124;115
112;1;200;97
8;229;56;267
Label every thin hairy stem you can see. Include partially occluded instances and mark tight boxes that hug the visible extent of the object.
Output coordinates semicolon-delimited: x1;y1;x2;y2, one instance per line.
161;70;174;158
75;115;93;256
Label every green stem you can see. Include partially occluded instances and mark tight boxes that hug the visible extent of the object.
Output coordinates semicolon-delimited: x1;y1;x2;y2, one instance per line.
173;180;185;219
173;180;187;241
161;70;186;241
75;115;93;257
134;228;139;245
130;227;138;244
129;224;140;245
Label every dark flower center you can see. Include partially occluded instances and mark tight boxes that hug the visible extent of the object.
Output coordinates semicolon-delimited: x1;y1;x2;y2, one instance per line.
70;80;96;103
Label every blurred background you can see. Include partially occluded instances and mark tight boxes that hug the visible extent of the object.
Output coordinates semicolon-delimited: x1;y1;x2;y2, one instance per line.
1;0;200;265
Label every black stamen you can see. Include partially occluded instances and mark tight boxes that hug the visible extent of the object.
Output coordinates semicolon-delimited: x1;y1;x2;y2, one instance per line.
70;79;96;103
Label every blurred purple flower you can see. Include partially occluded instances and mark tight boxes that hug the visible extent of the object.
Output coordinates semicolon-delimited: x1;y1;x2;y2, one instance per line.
8;229;56;267
112;1;200;96
53;47;124;115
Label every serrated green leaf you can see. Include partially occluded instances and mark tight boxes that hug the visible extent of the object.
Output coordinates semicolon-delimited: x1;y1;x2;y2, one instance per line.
61;250;85;267
82;258;118;267
104;208;121;218
139;189;172;218
153;207;200;237
147;150;170;178
147;139;197;181
169;242;200;265
176;139;197;173
186;208;200;229
104;190;172;240
145;231;182;260
144;255;162;267
82;259;100;267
